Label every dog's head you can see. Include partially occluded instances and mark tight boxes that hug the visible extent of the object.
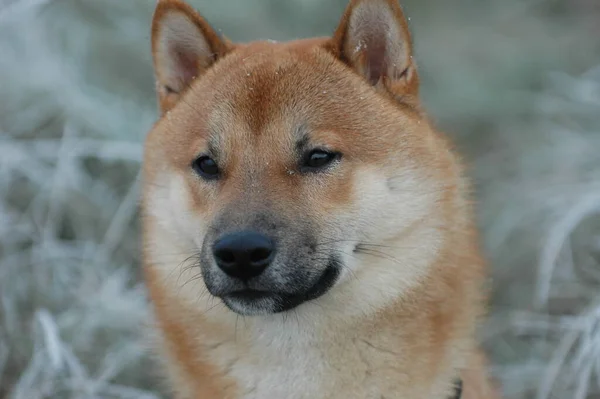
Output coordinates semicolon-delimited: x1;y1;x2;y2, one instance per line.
143;0;459;317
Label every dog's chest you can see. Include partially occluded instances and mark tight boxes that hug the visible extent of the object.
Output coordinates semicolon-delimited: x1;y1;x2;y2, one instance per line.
205;332;411;399
210;338;326;399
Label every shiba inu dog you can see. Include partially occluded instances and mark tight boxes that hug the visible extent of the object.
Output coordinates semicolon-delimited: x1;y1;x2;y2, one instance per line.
141;0;501;398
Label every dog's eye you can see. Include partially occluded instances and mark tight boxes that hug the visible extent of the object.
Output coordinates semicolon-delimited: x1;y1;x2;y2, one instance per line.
302;150;340;172
192;155;220;179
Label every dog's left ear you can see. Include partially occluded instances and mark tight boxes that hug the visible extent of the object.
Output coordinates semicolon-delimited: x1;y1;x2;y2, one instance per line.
151;0;230;113
329;0;419;102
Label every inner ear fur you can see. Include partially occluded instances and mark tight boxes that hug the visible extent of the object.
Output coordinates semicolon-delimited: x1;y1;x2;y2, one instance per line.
328;0;420;103
151;0;230;113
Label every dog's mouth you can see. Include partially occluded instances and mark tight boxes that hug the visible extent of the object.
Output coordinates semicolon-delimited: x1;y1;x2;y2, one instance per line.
220;259;341;316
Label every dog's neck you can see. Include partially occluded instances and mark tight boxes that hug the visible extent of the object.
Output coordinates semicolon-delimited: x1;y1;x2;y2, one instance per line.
175;293;470;399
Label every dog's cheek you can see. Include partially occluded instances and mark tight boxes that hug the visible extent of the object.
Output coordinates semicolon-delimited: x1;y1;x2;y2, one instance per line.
351;166;438;242
147;172;210;249
144;172;218;305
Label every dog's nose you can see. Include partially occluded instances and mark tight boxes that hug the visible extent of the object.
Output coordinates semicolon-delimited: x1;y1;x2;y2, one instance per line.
212;231;275;280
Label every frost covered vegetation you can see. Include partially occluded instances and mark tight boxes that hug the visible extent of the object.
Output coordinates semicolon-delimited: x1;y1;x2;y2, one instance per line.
0;0;598;398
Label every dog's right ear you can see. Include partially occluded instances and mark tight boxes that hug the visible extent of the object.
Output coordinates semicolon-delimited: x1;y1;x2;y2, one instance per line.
151;0;229;113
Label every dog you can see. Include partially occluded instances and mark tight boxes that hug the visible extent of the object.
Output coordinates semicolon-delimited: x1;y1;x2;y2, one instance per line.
140;0;501;398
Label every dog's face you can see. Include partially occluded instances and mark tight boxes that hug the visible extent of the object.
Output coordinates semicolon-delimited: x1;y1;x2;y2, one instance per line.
143;0;452;316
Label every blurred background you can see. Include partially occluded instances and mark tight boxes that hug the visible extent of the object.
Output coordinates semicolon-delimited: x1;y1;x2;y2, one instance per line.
0;0;598;398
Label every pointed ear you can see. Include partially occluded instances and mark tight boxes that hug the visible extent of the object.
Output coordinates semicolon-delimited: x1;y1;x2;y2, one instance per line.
151;0;229;113
330;0;419;102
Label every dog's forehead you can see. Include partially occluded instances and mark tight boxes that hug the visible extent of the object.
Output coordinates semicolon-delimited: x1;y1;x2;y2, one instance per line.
214;47;328;102
188;43;377;139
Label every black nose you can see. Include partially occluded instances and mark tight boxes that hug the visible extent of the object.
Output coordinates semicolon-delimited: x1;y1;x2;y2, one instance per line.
212;231;275;280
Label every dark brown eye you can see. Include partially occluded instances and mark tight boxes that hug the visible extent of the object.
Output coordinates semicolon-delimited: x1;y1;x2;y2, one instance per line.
192;156;220;180
302;149;340;172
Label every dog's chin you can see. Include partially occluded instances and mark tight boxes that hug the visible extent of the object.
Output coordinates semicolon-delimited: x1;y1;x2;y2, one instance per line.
221;291;286;316
219;262;341;316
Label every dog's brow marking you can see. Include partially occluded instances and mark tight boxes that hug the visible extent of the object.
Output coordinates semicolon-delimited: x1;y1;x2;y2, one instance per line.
295;125;310;152
207;136;220;158
295;135;309;151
